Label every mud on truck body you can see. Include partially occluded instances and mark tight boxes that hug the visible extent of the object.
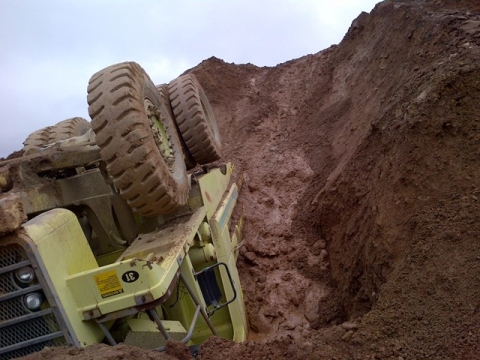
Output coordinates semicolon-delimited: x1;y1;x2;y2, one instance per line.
0;62;248;359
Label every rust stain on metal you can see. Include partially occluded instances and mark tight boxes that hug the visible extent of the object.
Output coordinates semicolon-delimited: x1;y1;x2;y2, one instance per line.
142;261;153;270
205;191;212;202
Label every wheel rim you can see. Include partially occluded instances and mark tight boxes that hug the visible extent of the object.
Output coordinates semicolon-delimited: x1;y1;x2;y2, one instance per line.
144;98;175;169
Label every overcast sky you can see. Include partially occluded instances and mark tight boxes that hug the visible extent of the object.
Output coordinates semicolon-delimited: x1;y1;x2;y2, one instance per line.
0;0;379;157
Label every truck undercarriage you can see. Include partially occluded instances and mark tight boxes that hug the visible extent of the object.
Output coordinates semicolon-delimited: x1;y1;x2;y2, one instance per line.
0;62;248;359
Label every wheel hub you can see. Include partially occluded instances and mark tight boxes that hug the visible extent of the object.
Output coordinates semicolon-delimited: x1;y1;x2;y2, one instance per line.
145;100;175;168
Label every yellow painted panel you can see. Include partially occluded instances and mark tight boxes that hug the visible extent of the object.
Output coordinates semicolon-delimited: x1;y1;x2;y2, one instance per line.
66;208;207;317
207;181;248;342
198;163;233;219
23;208;104;347
67;258;171;316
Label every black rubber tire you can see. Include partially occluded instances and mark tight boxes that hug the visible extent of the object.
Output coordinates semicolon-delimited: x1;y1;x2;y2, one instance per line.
87;62;189;217
168;74;222;165
48;117;91;143
23;126;52;152
156;84;197;171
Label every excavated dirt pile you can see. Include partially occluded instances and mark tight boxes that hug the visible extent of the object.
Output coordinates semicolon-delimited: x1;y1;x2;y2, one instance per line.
20;0;480;359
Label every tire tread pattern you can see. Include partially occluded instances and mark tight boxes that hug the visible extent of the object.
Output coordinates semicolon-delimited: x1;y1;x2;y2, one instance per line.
23;126;52;151
168;74;222;165
48;117;91;143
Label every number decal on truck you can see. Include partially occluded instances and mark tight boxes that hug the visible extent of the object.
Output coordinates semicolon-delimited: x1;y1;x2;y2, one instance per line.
94;270;124;299
122;271;139;283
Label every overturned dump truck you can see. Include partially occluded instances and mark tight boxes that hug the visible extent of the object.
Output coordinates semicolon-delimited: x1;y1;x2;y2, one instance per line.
0;62;248;359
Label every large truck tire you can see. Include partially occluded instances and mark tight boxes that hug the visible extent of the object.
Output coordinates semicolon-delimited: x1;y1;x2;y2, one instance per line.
23;126;52;153
23;118;91;154
48;117;91;143
168;74;222;165
87;62;189;217
156;84;197;171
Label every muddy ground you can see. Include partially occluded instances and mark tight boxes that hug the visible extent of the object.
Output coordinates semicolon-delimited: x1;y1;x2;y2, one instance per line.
18;0;480;359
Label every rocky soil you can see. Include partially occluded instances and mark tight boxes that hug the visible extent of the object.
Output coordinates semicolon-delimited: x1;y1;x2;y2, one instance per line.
18;0;480;359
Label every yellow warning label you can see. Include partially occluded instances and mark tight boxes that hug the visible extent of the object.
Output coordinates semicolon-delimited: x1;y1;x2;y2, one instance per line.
94;270;124;299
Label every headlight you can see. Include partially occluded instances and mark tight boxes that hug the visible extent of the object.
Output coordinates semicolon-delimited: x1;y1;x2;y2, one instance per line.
24;292;45;311
15;266;35;284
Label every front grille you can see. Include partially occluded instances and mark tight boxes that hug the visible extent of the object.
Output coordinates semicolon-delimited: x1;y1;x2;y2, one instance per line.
0;244;67;360
0;297;30;322
0;245;23;267
0;272;19;296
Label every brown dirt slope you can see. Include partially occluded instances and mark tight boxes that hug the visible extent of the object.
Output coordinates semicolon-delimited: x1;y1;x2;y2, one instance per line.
18;0;480;359
192;1;480;359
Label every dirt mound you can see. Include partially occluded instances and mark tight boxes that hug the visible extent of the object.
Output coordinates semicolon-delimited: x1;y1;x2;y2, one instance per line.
193;1;480;358
18;0;480;359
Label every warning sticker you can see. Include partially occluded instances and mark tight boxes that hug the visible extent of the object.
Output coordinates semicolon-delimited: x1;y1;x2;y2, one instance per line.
94;270;124;299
